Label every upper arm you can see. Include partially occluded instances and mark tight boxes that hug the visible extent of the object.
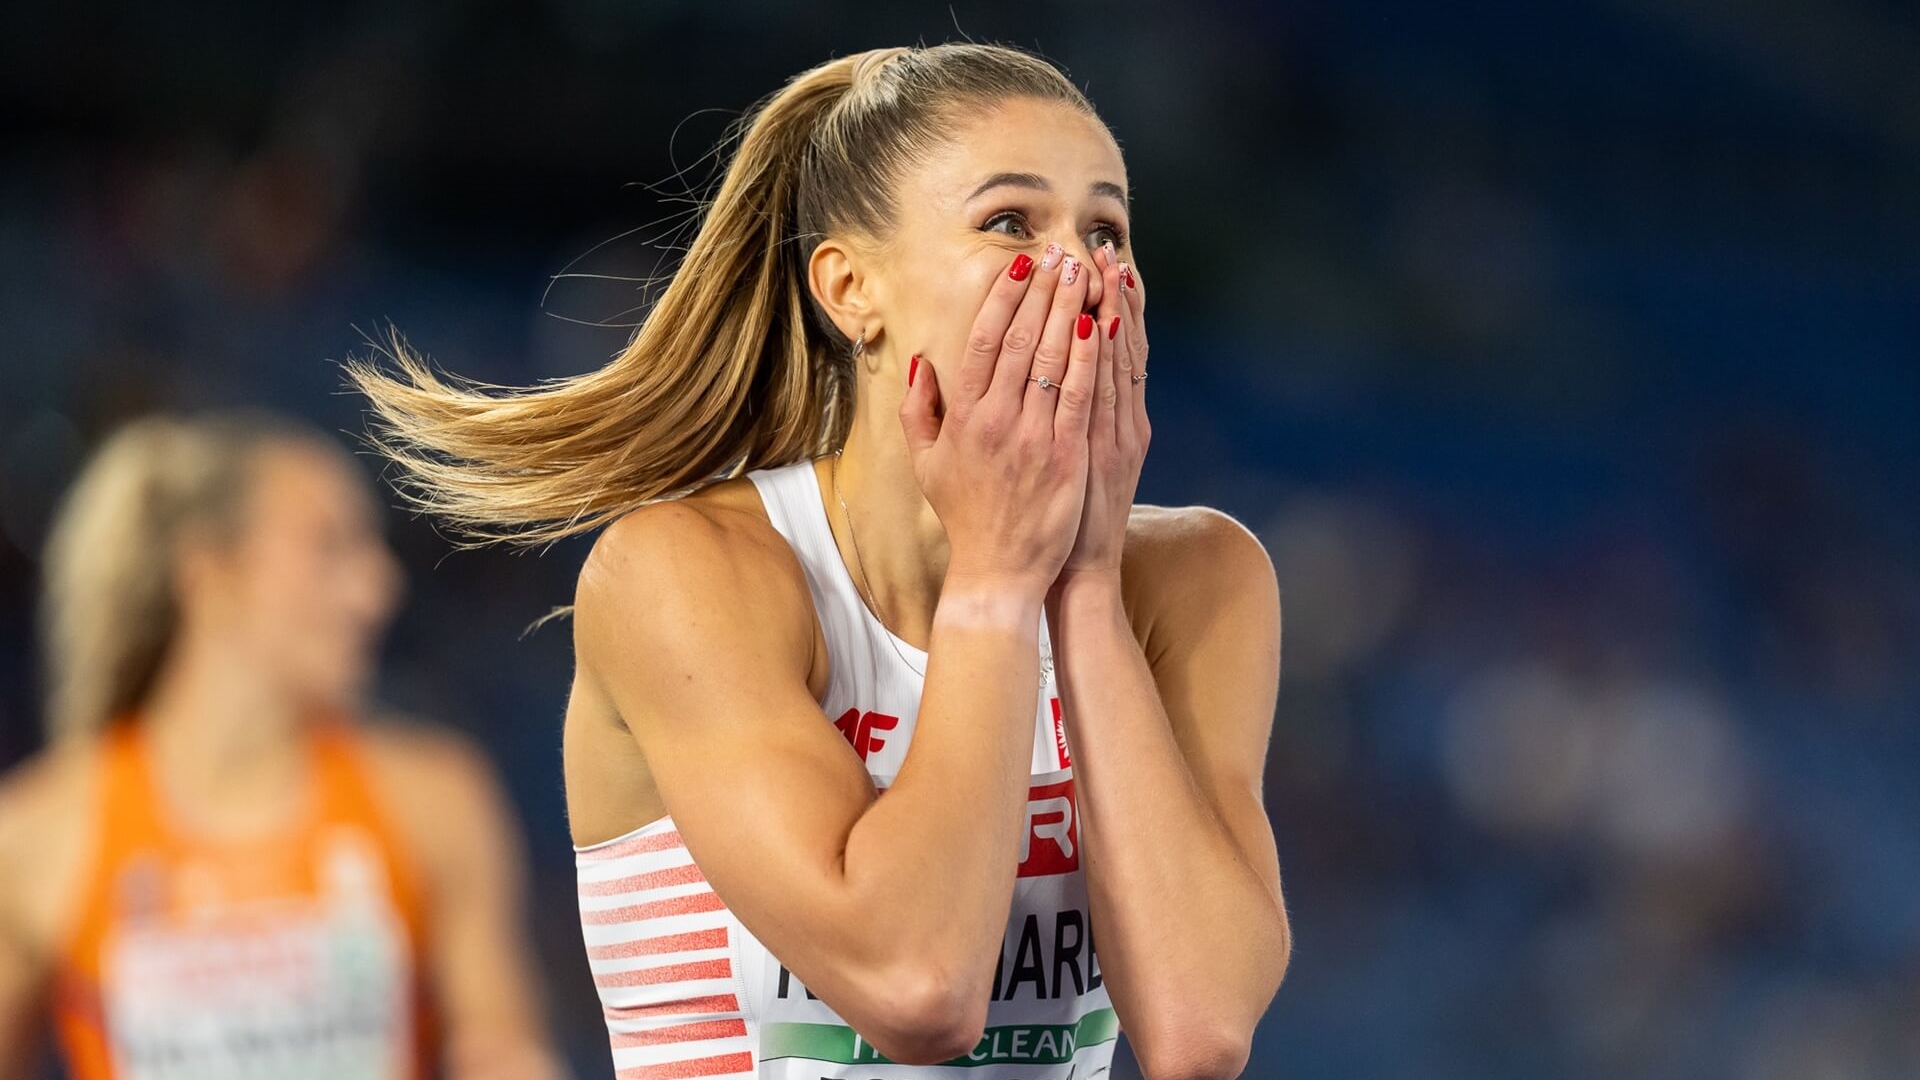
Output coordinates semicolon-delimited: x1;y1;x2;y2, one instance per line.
0;846;45;1080
0;761;66;1080
1135;508;1285;908
0;908;44;1080
366;728;557;1078
571;504;889;968
400;730;532;949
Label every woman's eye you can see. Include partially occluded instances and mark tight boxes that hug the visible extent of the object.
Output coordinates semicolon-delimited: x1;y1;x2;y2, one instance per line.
985;212;1125;250
983;212;1031;239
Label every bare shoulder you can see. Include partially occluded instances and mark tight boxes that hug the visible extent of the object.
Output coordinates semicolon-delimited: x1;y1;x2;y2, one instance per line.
1115;504;1280;669
357;718;499;804
1121;504;1278;610
573;477;817;677
354;718;519;889
578;476;806;605
0;742;99;956
562;474;827;841
0;744;96;874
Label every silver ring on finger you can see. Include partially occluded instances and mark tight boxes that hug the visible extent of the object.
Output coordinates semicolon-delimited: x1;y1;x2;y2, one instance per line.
1129;371;1148;384
1027;374;1058;391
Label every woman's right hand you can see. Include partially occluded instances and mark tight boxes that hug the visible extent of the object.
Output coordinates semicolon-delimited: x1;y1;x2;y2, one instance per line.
899;244;1103;598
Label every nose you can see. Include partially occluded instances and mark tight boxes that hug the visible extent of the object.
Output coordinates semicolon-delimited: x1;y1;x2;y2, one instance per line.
1057;238;1106;310
1083;257;1106;310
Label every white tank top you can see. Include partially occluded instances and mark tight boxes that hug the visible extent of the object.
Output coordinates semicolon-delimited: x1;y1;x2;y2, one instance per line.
574;456;1117;1080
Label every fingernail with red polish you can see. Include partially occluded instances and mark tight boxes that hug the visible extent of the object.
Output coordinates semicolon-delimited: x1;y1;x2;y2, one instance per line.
1009;253;1034;281
1108;316;1121;340
1121;264;1135;290
908;354;920;386
1076;313;1094;340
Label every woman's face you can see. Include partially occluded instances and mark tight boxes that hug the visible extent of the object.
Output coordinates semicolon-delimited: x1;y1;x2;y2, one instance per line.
187;444;404;712
867;96;1130;376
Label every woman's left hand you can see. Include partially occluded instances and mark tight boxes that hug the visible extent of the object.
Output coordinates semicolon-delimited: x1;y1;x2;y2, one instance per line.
1052;243;1149;594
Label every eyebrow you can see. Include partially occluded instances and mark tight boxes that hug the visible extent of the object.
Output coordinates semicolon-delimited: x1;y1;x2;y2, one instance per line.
967;171;1129;207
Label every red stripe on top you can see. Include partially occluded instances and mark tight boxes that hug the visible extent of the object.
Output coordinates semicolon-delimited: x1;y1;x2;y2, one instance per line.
582;890;725;926
587;927;730;961
604;994;740;1022
594;958;732;990
579;829;686;862
616;1052;755;1080
579;862;708;896
608;1018;747;1049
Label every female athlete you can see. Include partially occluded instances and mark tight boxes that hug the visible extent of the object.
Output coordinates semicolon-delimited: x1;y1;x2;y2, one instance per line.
0;412;563;1080
352;43;1290;1080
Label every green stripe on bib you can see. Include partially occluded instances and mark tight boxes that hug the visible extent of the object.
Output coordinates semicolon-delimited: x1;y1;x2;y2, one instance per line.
761;1007;1119;1067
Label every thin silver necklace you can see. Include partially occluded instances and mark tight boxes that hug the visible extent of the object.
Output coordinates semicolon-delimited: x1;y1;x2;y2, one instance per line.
828;448;1052;684
831;447;928;678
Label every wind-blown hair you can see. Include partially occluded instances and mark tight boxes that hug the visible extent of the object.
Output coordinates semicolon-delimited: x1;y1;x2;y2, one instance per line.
347;43;1098;547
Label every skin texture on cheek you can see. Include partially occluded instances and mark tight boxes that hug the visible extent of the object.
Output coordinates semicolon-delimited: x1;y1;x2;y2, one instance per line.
858;236;999;386
940;259;1008;373
235;453;399;707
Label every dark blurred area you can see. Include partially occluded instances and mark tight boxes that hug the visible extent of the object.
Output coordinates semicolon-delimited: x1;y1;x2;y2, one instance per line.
3;1;1917;1077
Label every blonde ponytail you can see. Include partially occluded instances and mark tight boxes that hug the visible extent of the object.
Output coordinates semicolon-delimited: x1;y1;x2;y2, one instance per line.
39;412;320;739
348;43;1096;547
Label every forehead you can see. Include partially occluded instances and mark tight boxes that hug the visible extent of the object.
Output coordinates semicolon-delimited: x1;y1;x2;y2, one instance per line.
907;96;1127;206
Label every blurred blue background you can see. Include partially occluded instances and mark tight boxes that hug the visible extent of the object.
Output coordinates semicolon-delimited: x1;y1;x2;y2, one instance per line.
3;1;1917;1076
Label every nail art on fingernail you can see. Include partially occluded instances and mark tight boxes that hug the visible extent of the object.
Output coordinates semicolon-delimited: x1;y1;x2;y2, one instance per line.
1102;240;1116;265
1009;253;1034;281
1108;316;1121;340
1062;257;1080;286
1076;313;1094;340
1040;243;1063;271
1121;263;1135;290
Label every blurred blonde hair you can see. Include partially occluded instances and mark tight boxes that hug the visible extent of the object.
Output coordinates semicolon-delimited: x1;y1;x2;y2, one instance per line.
39;411;332;739
347;43;1098;547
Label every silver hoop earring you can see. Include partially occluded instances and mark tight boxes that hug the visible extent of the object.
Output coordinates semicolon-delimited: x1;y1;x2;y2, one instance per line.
851;330;881;375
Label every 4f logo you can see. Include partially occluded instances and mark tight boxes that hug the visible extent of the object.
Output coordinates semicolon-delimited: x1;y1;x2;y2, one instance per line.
1018;779;1079;877
833;708;899;762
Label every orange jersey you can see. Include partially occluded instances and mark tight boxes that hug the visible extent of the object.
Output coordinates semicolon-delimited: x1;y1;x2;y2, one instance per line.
49;720;436;1080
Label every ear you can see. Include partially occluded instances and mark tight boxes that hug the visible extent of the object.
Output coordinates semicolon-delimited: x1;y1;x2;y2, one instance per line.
170;520;236;618
807;235;878;344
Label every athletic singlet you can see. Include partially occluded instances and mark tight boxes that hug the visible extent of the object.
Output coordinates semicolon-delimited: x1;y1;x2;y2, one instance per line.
50;719;434;1080
574;456;1117;1080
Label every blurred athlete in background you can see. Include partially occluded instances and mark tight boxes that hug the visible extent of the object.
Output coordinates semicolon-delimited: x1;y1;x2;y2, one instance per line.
0;411;564;1080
